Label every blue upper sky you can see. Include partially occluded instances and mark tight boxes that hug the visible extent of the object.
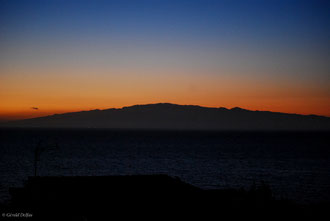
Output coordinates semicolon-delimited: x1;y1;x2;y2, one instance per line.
0;0;329;118
1;0;329;71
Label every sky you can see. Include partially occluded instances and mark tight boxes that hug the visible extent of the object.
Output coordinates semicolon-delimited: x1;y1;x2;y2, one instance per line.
0;0;329;121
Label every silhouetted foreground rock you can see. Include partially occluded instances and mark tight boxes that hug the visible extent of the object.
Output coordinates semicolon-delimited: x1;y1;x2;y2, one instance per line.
1;175;329;220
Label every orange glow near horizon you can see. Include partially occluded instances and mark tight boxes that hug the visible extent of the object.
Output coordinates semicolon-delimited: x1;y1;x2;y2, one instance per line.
1;100;330;122
1;0;329;122
1;66;329;121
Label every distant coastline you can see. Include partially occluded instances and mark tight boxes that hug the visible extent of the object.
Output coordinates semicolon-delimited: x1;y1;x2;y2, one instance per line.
1;103;329;131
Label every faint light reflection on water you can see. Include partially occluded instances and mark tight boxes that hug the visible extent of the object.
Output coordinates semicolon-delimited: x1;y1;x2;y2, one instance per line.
0;129;329;204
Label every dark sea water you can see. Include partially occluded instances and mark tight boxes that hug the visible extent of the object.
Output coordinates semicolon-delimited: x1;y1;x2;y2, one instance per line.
0;129;329;204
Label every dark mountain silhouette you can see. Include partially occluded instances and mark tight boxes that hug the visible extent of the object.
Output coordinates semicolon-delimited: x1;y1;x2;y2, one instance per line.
2;103;330;130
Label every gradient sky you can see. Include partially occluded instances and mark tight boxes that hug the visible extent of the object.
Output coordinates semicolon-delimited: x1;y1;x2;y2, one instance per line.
1;0;329;121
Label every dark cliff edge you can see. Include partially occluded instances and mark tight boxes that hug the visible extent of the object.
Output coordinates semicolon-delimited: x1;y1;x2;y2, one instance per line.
1;103;330;131
1;175;329;220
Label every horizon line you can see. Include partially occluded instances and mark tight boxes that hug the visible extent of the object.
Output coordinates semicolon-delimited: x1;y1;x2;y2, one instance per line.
1;102;329;123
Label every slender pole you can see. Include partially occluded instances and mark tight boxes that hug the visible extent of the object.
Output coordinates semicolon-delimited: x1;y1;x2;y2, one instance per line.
34;148;37;176
33;140;59;176
34;141;41;176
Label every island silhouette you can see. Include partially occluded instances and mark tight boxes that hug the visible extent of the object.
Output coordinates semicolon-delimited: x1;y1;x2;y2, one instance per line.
2;103;330;130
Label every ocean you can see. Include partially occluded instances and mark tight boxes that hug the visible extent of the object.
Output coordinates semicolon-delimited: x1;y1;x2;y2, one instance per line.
0;129;329;203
